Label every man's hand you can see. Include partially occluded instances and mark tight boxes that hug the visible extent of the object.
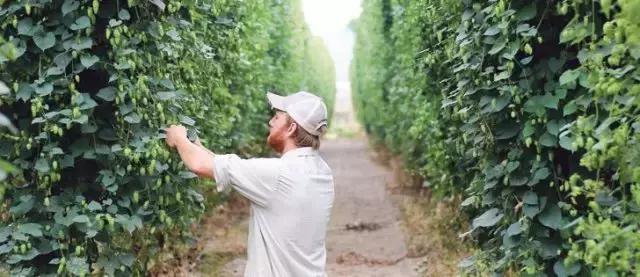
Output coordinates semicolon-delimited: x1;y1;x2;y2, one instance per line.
165;124;187;148
163;124;216;179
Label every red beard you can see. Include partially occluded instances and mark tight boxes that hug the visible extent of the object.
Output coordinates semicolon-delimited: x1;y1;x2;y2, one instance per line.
267;127;286;153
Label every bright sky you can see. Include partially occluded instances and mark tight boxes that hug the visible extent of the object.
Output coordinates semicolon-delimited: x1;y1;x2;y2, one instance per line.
302;0;362;83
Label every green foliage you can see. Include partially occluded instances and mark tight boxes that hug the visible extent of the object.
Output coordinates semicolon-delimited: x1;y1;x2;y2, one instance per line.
0;33;17;214
353;0;640;275
303;36;336;119
352;0;466;196
264;0;336;117
0;0;335;275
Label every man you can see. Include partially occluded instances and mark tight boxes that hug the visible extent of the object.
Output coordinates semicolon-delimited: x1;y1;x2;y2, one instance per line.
164;91;335;277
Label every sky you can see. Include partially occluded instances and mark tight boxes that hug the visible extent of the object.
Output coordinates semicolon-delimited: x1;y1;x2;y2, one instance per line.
302;0;362;84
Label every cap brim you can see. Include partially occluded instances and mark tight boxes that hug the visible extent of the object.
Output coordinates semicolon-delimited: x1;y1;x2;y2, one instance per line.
266;92;285;111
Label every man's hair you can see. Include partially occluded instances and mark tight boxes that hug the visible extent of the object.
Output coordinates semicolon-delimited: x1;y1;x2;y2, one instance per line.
285;114;326;150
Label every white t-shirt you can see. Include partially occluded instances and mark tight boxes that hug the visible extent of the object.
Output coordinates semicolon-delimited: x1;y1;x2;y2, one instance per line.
213;147;335;277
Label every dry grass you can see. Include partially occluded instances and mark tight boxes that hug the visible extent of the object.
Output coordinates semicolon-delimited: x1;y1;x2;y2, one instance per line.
149;191;250;276
398;194;473;276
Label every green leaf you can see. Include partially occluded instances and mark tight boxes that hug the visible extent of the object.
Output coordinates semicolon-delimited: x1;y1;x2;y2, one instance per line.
559;134;576;152
119;9;131;20
516;3;537;21
0;243;12;255
79;93;97;110
46;66;64;76
515;23;532;34
35;83;53;96
553;259;581;277
546;120;560;136
523;95;547;116
522;121;535;138
124;113;141;124
157;91;177;100
67;257;89;276
559;69;580;85
492;94;511;112
506;222;522;236
509;175;528;186
33;32;56;51
17;223;43;237
97;87;116;101
539;132;557;147
71;37;93;50
0;160;16;179
117;253;135;266
96;256;118;276
54;52;73;68
80;55;99;68
17;18;35;36
87;201;102;211
538;203;562;229
16;83;33;102
520;56;533;65
472;208;503;228
484;26;500;36
116;214;140;233
73;215;90;223
461;196;476;207
10;195;35;216
35;158;51;173
0;227;10;243
62;0;80;15
488;38;506;55
179;171;197;179
73;114;89;124
149;0;166;10
494;70;511;81
563;100;577;116
524;204;541;218
0;81;9;95
523;191;538;205
506;161;519;173
533;167;550;180
541;93;558;109
503;231;520;248
179;115;196;126
99;170;116;187
70;16;91;30
215;16;233;26
167;29;181;41
54;209;78;226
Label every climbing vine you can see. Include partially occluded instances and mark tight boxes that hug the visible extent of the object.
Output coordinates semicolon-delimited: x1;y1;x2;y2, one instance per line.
0;0;335;275
353;0;639;275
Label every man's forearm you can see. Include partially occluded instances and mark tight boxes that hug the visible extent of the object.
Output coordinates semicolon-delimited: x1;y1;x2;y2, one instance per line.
196;143;215;156
174;137;215;179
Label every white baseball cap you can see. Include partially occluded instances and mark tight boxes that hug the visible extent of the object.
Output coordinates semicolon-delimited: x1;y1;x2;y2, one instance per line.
267;91;328;136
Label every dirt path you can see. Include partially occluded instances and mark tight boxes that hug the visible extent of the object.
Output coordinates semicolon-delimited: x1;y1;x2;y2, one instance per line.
322;82;420;276
321;138;421;276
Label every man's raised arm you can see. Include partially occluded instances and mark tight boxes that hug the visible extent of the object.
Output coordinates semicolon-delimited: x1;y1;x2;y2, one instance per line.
165;125;216;179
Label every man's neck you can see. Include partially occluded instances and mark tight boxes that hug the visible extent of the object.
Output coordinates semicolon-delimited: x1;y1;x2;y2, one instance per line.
281;142;299;156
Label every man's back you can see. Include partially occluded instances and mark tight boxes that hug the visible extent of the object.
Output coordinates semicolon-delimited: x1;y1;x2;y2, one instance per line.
213;147;334;277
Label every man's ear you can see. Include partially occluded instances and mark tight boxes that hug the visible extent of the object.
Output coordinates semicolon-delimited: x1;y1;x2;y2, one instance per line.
286;122;297;137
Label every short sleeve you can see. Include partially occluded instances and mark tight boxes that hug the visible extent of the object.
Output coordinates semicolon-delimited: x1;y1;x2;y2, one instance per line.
213;154;282;207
